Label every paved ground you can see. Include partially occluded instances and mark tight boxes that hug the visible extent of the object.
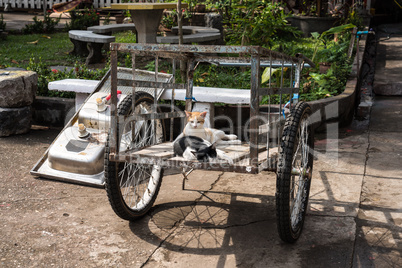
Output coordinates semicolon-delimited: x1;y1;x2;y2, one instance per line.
1;96;400;267
0;12;401;268
0;11;71;31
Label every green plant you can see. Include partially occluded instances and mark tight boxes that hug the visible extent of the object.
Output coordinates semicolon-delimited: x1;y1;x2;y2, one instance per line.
27;56;109;97
0;14;6;31
22;11;61;34
103;13;111;25
311;23;355;62
226;1;301;47
65;8;100;30
161;10;177;29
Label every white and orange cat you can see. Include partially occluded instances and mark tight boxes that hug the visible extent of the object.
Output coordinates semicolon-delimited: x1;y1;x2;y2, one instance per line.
178;111;241;145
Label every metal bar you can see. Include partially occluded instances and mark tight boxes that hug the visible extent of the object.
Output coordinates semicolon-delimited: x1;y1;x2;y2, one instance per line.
192;56;303;67
185;59;194;112
249;54;260;167
110;50;119;155
266;52;272;166
120;50;189;61
295;53;316;68
117;79;187;89
131;52;136;146
217;62;310;68
110;153;260;174
125;111;184;122
110;43;300;62
154;56;159;145
170;59;176;141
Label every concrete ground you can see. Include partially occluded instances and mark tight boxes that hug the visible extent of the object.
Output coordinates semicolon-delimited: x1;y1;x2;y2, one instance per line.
1;96;401;267
0;11;71;31
0;12;401;268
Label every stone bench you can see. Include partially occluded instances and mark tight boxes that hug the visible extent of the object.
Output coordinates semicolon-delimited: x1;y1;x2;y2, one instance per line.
87;23;136;35
157;26;221;45
68;30;115;65
48;79;100;111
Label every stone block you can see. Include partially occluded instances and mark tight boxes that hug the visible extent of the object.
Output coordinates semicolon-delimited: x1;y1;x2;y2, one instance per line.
0;106;31;136
0;70;38;108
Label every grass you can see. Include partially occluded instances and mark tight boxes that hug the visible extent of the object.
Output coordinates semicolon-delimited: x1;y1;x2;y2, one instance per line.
0;32;76;69
0;31;137;69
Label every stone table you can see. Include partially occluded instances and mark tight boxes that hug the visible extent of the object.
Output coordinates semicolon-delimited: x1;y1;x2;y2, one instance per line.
0;70;38;136
109;3;187;43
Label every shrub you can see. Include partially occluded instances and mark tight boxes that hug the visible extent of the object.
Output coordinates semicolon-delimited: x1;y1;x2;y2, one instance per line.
22;11;61;34
225;1;301;47
27;56;109;97
65;8;100;30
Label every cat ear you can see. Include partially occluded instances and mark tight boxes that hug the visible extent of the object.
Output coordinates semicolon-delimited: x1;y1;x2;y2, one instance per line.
200;111;207;118
210;142;217;150
185;111;192;117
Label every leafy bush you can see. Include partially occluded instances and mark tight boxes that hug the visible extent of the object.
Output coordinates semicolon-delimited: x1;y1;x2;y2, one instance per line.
27;56;109;97
225;1;301;47
22;11;61;34
65;8;100;30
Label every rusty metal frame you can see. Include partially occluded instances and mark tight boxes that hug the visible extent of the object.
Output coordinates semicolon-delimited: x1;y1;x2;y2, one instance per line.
109;43;311;174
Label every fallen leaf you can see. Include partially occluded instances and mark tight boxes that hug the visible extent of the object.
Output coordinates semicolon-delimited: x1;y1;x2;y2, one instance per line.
42;35;51;39
27;40;39;45
11;59;18;64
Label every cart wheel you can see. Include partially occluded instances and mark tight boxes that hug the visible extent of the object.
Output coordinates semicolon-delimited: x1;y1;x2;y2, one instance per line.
104;92;164;221
276;101;314;243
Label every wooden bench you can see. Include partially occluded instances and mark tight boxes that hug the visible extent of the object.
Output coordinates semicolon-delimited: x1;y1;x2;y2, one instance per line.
157;26;221;45
68;30;115;65
87;23;136;35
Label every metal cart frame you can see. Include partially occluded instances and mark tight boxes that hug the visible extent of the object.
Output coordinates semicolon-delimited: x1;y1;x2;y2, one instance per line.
105;43;315;243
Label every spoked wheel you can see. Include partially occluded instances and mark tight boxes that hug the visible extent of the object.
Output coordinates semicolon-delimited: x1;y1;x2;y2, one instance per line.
276;102;314;243
104;92;164;221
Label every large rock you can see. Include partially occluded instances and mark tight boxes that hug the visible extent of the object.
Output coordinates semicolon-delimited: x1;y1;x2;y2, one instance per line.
0;70;38;108
0;106;31;136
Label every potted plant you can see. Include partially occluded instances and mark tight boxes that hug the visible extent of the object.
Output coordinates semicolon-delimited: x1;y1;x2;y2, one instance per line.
311;23;356;73
287;0;347;37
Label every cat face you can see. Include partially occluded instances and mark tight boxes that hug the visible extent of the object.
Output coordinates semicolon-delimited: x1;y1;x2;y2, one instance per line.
185;111;207;129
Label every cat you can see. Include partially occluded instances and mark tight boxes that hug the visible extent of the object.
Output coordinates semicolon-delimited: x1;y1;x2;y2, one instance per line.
178;111;241;145
173;136;233;164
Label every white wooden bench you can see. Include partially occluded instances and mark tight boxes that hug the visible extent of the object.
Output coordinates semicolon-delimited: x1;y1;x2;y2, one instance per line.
87;23;136;35
48;79;250;126
69;30;115;65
